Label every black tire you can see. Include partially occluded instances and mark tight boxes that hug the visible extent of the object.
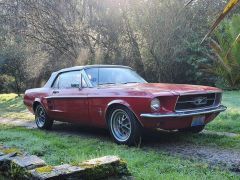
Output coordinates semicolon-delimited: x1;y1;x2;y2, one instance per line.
178;125;205;134
35;104;53;130
107;106;142;146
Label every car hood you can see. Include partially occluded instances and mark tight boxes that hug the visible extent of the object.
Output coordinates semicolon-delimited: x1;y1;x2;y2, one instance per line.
99;83;221;97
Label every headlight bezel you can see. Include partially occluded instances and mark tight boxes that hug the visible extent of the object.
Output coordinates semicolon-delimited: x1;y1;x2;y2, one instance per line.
150;98;161;111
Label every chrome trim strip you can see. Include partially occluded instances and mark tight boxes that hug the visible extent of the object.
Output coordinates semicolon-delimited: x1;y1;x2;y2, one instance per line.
140;105;227;118
177;98;215;103
46;96;88;99
177;91;222;96
213;93;217;106
46;96;150;99
175;105;220;113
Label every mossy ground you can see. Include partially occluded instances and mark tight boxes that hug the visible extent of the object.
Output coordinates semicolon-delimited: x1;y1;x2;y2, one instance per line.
1;148;21;155
35;166;53;174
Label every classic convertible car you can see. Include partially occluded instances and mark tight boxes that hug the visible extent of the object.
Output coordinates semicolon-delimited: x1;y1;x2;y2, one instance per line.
24;65;227;145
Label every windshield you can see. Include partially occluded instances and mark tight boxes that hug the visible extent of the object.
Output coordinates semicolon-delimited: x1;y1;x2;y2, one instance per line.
85;67;147;87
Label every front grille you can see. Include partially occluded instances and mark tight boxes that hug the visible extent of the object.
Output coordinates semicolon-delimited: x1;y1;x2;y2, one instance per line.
175;93;221;111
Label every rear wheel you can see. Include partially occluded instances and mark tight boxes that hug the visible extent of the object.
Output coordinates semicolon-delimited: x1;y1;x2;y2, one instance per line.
178;125;205;133
35;104;53;130
108;106;142;146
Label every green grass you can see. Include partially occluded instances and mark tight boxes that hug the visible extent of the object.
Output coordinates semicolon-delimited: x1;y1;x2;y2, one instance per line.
0;125;238;180
206;91;240;134
164;132;240;149
0;94;34;120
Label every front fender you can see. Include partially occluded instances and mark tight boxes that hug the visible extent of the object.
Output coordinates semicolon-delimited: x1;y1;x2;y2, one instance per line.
105;99;144;127
107;99;131;108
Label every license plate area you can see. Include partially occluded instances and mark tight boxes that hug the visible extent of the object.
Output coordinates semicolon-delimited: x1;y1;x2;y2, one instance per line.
191;116;205;127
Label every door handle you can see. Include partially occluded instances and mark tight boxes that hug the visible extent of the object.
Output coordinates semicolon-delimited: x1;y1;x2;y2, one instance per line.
53;90;59;94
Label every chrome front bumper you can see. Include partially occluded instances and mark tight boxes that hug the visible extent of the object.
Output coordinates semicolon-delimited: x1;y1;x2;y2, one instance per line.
140;105;227;118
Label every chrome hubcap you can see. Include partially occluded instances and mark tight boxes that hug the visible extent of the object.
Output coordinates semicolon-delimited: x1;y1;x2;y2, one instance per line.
110;109;131;142
36;106;46;128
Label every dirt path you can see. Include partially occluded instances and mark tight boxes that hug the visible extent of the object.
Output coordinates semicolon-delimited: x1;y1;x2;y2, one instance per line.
1;117;240;173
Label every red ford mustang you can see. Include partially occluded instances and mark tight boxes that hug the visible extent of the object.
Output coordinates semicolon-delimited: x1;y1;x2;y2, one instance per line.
24;65;227;145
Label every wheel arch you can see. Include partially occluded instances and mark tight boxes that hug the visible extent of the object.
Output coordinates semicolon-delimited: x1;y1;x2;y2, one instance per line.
105;100;144;127
33;98;44;113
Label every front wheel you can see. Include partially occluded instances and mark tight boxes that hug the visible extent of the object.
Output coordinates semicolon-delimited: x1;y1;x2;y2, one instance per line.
108;106;142;146
35;105;53;130
178;125;205;133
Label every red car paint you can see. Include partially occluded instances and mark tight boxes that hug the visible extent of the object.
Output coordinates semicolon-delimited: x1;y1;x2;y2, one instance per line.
24;65;226;130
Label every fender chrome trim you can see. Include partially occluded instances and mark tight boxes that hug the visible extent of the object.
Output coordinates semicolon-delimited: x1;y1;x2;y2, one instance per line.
140;105;227;118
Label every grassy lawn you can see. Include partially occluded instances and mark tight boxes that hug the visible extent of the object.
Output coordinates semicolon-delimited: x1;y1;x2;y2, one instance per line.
0;125;238;180
206;91;240;134
0;94;34;120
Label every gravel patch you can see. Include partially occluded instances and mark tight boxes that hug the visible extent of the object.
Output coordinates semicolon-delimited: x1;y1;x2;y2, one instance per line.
202;129;239;137
0;118;36;129
146;142;240;172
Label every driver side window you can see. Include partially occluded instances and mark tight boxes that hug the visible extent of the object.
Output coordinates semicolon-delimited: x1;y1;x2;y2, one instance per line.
52;71;87;89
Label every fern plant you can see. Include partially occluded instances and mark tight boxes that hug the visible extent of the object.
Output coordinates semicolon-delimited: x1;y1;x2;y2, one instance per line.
207;15;240;89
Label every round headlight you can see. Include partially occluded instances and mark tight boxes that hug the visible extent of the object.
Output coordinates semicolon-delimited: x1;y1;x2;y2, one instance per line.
151;98;160;111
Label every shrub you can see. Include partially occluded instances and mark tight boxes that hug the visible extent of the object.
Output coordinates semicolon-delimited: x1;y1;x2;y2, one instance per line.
205;14;240;90
0;75;15;93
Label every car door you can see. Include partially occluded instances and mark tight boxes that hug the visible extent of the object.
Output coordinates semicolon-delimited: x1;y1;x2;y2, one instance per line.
49;70;90;125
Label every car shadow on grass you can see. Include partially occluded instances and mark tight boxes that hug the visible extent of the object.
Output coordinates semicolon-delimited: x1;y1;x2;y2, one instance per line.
50;122;206;147
50;121;240;152
51;122;111;141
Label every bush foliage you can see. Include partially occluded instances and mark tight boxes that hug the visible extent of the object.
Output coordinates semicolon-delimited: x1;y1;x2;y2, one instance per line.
0;0;239;92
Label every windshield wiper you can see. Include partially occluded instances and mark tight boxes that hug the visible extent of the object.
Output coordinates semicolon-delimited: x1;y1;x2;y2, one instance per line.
122;82;139;84
98;82;139;86
98;83;116;86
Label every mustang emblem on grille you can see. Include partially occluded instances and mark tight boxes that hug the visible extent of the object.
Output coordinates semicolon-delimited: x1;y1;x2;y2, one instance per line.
193;97;208;106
